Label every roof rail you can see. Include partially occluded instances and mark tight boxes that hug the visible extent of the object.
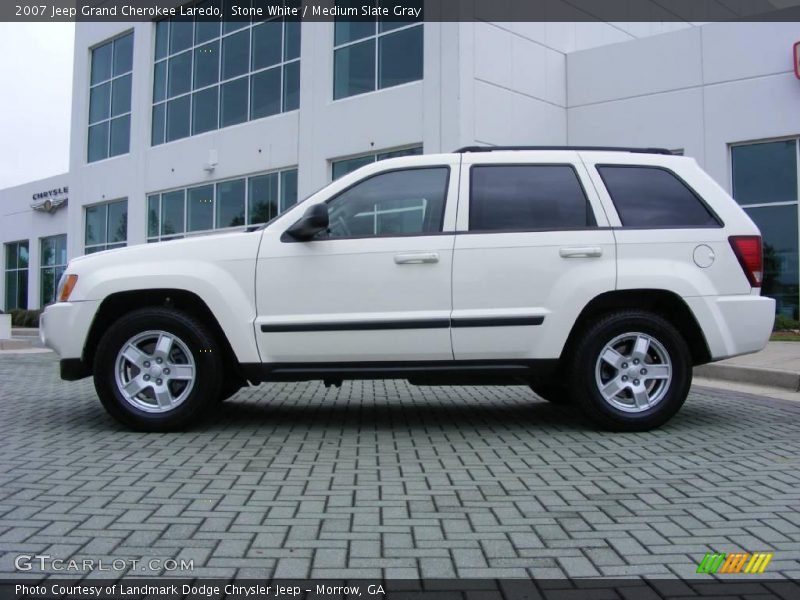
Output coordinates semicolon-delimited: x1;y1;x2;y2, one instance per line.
454;145;674;155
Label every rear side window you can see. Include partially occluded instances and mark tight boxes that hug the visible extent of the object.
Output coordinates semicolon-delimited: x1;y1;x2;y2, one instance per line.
470;165;597;232
597;165;720;228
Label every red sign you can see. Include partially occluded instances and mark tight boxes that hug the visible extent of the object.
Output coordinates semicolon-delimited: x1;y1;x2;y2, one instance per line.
795;41;800;79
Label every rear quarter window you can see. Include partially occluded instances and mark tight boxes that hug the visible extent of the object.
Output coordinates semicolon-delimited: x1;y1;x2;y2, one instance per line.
597;165;721;228
470;164;597;232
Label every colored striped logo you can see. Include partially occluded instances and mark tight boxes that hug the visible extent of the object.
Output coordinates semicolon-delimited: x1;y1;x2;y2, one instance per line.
696;552;773;574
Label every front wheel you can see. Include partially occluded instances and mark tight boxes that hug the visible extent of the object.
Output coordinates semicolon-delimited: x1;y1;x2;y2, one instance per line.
93;307;223;431
569;311;692;431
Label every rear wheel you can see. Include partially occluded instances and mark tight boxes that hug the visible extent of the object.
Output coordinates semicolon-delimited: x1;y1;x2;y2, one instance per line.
93;307;223;431
569;311;691;431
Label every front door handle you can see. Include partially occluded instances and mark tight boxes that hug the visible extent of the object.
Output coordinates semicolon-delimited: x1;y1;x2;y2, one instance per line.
394;252;440;264
559;246;603;258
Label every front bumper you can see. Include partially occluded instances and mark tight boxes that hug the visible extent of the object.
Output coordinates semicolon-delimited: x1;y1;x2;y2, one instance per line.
685;294;775;361
39;300;100;364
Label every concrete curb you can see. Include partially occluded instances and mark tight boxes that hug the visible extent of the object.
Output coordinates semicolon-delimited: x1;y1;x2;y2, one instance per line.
0;339;33;350
694;363;800;392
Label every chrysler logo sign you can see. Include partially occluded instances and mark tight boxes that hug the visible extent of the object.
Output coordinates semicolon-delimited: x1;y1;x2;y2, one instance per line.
31;186;68;214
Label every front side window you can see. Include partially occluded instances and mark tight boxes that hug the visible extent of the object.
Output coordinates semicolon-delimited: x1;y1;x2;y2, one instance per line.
731;139;800;319
147;168;298;242
598;166;719;228
333;1;423;100
324;167;448;238
85;199;128;254
331;145;422;180
40;235;67;306
470;165;596;232
88;33;133;162
152;2;301;146
4;241;29;310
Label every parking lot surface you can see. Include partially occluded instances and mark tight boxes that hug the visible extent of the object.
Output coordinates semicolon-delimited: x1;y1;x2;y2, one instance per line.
1;352;799;579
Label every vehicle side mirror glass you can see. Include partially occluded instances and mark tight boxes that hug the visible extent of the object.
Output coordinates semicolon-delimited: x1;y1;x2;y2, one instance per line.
284;204;329;241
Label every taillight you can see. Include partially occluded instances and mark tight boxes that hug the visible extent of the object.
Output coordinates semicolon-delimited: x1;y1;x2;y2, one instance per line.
729;235;763;288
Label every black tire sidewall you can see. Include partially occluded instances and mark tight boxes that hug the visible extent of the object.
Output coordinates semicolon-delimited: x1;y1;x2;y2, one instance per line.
571;312;691;431
93;308;223;431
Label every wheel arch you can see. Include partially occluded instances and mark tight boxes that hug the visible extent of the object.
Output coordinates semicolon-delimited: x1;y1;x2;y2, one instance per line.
560;289;712;367
83;289;244;381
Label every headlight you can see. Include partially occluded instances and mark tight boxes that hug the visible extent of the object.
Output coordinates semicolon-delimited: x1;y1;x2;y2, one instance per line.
56;274;79;302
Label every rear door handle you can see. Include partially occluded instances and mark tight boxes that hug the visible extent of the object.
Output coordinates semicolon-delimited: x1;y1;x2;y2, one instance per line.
559;246;603;258
394;252;440;264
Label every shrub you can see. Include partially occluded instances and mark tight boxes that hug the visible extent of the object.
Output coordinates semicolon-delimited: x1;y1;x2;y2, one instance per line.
9;309;42;328
774;313;800;331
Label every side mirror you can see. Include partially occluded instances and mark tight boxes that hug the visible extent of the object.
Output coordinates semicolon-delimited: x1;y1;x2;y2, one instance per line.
284;204;329;241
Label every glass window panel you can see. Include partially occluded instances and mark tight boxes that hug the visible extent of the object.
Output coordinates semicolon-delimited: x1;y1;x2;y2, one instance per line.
377;146;422;161
41;238;55;267
166;95;191;142
108;201;128;243
334;39;375;100
745;204;799;320
598;166;718;228
325;168;448;237
188;185;214;231
111;74;132;116
334;15;375;46
161;191;185;236
41;269;55;307
5;243;17;270
192;87;219;134
170;19;194;54
222;29;250;80
732;140;798;205
5;272;17;310
113;33;134;75
194;41;220;89
147;195;160;238
248;173;278;224
109;115;130;157
251;20;282;70
155;20;169;60
379;26;423;89
17;243;28;269
85;205;107;246
284;19;301;60
153;60;167;102
332;155;374;180
250;67;281;119
91;42;112;84
55;236;67;265
216;179;246;228
471;165;595;231
195;0;222;43
152;103;166;145
17;270;28;309
283;60;300;111
220;77;248;127
88;121;109;162
280;169;298;212
168;51;192;97
89;82;111;124
378;0;420;32
223;0;249;34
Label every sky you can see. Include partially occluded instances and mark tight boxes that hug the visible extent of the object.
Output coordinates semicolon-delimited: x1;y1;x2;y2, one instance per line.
0;23;75;189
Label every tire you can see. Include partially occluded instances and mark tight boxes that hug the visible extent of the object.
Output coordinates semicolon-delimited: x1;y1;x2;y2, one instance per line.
93;307;223;431
568;310;691;432
529;380;571;404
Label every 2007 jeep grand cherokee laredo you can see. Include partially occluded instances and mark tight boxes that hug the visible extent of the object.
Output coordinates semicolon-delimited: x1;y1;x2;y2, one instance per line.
40;147;775;432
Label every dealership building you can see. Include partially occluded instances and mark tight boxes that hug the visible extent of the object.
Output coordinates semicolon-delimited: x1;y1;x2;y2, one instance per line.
1;15;799;320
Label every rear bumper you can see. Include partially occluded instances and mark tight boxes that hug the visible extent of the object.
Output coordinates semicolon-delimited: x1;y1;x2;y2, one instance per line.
685;294;775;361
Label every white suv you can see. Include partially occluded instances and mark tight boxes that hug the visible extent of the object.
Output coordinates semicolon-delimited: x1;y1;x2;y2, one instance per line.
40;147;775;432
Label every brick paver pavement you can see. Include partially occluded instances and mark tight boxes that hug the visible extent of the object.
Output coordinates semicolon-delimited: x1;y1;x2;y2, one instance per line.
1;353;799;579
